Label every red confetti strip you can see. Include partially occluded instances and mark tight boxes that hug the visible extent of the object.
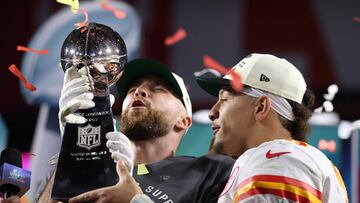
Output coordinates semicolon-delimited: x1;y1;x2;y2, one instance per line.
8;64;36;91
74;9;89;28
17;46;48;54
101;2;127;19
203;55;243;92
165;28;187;46
318;139;336;153
228;69;243;92
353;16;360;22
203;55;228;73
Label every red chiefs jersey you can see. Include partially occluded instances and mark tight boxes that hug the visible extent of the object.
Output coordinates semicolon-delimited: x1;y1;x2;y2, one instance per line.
218;139;348;203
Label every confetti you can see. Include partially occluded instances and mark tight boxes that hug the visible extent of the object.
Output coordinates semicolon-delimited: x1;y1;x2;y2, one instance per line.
318;139;336;153
323;84;338;101
57;0;79;13
17;45;48;55
74;9;89;28
203;55;228;74
228;69;243;92
101;2;127;19
323;101;334;112
8;64;36;91
353;16;360;23
314;84;338;113
203;55;243;92
164;28;187;46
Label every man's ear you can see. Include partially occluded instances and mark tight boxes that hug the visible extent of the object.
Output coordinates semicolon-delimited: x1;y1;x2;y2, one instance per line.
254;96;271;121
175;115;192;132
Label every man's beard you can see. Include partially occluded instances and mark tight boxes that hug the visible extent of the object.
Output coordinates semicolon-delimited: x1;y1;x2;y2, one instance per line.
208;137;239;159
120;108;171;141
208;137;225;155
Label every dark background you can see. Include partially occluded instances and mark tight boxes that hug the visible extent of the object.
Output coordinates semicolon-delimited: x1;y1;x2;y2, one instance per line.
1;0;360;151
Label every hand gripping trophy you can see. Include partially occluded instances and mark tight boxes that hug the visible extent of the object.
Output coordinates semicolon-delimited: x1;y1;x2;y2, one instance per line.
51;22;127;201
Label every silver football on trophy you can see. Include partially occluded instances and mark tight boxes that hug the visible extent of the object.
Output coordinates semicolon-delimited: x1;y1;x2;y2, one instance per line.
60;22;127;96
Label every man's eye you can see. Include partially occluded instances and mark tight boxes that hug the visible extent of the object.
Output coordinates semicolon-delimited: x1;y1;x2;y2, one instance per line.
153;86;166;92
127;87;136;94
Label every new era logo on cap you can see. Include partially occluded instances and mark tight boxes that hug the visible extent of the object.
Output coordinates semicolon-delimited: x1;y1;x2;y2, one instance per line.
260;74;270;82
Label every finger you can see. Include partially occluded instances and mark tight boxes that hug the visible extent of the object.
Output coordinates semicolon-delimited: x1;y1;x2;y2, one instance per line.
59;101;81;122
106;140;120;150
62;76;91;94
106;139;130;150
111;152;133;170
111;151;132;163
64;114;87;124
106;132;131;145
60;99;94;121
106;136;133;156
109;148;116;153
116;160;132;181
106;140;133;158
64;66;80;84
2;196;20;203
61;85;92;104
75;92;94;103
65;97;95;112
68;190;99;203
60;92;94;110
105;131;121;141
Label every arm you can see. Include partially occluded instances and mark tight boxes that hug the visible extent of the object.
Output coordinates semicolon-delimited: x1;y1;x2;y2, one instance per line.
34;66;94;203
36;173;60;203
68;161;153;203
41;127;139;202
68;133;153;203
0;196;20;203
50;63;142;202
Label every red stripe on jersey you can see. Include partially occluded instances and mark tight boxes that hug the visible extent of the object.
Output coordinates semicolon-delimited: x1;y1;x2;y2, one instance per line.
236;175;322;200
237;187;313;203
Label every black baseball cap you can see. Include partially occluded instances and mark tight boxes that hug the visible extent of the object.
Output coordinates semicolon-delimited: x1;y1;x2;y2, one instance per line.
116;58;192;116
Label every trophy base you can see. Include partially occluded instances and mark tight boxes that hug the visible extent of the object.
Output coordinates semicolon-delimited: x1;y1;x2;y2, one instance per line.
51;96;118;201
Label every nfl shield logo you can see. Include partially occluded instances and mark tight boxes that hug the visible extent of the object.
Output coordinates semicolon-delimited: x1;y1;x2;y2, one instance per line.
77;124;101;150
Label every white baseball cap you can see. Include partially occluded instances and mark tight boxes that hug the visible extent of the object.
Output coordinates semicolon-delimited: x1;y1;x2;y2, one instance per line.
117;58;192;117
196;53;307;104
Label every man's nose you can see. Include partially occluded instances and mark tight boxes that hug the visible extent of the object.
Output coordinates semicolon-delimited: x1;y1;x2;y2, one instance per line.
134;87;148;98
208;104;220;121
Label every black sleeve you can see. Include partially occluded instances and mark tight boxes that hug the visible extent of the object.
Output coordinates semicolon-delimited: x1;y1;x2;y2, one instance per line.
196;154;235;203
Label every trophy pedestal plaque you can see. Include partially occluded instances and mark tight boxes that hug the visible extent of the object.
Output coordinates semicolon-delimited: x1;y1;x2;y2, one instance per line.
52;96;118;201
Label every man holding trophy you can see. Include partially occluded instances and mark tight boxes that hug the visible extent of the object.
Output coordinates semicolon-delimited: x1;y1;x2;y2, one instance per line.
34;23;234;203
52;22;128;201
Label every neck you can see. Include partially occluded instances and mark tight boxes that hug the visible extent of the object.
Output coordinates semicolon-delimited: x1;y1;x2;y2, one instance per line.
132;133;181;165
247;120;292;150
